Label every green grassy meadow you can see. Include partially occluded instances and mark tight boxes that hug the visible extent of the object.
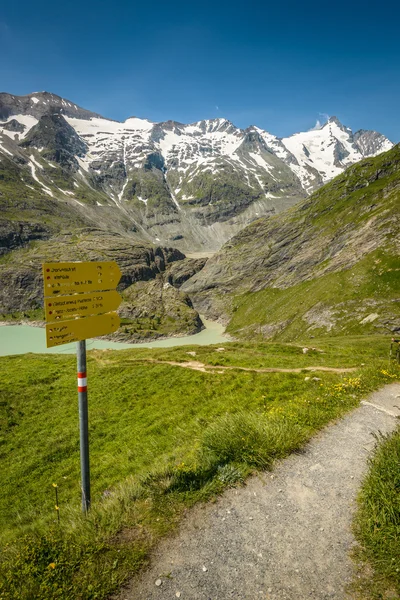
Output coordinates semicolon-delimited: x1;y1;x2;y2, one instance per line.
0;337;399;599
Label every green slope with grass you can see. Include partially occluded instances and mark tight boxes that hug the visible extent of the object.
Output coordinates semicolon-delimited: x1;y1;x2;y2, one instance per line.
183;144;400;339
227;249;399;341
0;338;398;599
352;425;400;599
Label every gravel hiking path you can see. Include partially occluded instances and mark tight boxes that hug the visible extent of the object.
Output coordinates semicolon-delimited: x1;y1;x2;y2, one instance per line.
116;383;400;600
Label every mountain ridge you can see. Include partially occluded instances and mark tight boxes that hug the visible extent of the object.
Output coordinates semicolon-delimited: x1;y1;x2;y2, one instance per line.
0;91;394;253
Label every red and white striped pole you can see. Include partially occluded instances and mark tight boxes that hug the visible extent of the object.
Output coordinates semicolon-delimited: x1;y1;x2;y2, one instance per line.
78;371;87;392
77;340;91;512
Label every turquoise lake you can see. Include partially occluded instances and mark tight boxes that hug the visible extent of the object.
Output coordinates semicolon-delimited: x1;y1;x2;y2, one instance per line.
0;318;228;356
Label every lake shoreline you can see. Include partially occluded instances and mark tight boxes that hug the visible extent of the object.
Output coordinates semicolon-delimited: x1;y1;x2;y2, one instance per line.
0;318;223;345
0;317;232;356
0;319;44;328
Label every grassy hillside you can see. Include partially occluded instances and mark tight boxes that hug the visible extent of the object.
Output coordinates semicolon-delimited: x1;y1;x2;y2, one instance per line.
0;337;398;599
183;144;400;339
227;248;399;340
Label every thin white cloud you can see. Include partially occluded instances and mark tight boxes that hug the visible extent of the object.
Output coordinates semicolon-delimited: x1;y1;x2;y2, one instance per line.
309;113;330;131
310;119;322;130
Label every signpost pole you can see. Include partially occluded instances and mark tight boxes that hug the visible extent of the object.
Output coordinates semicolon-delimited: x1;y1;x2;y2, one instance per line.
77;340;91;513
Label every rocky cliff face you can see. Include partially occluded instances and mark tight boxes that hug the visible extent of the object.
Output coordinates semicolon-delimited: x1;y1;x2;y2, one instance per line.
0;221;53;256
0;228;185;313
182;145;400;339
20;113;87;170
0;92;102;121
118;277;203;342
353;129;392;156
0;228;205;340
0;92;393;253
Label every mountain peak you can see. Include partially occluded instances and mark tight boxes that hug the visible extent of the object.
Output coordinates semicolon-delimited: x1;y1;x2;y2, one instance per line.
327;116;342;125
0;91;103;122
323;115;352;134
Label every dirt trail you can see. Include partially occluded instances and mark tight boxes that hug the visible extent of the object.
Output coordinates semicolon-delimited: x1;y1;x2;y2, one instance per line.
116;383;400;600
125;358;357;374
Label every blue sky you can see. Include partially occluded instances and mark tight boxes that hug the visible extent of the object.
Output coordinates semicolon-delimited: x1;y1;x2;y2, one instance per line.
1;0;399;140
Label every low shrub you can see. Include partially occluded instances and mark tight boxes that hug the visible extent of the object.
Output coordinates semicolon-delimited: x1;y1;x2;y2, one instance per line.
200;410;307;469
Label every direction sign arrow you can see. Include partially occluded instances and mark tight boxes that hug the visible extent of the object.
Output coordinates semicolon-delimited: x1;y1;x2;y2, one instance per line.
43;261;122;297
45;290;123;322
46;312;120;348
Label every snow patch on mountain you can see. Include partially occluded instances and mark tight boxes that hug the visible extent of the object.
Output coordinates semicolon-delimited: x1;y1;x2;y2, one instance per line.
28;159;54;197
0;114;38;139
0;143;12;156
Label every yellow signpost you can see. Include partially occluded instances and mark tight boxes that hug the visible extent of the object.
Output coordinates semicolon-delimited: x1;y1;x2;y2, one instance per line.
44;290;122;322
46;312;121;348
43;261;122;296
43;260;122;512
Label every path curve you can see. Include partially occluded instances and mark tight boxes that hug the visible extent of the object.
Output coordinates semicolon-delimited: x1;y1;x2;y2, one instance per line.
116;383;400;600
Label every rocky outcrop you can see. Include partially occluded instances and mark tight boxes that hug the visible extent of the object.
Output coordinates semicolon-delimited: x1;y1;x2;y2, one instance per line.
166;257;208;287
353;129;392;156
0;220;52;256
333;140;350;166
117;276;203;341
2;119;25;133
20;113;87;170
0;229;185;315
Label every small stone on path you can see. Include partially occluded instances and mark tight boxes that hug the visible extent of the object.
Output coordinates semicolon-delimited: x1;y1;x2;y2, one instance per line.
202;565;208;572
155;579;162;587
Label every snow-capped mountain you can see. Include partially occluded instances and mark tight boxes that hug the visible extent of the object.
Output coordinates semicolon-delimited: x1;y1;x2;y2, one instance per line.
0;92;394;251
281;117;393;192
